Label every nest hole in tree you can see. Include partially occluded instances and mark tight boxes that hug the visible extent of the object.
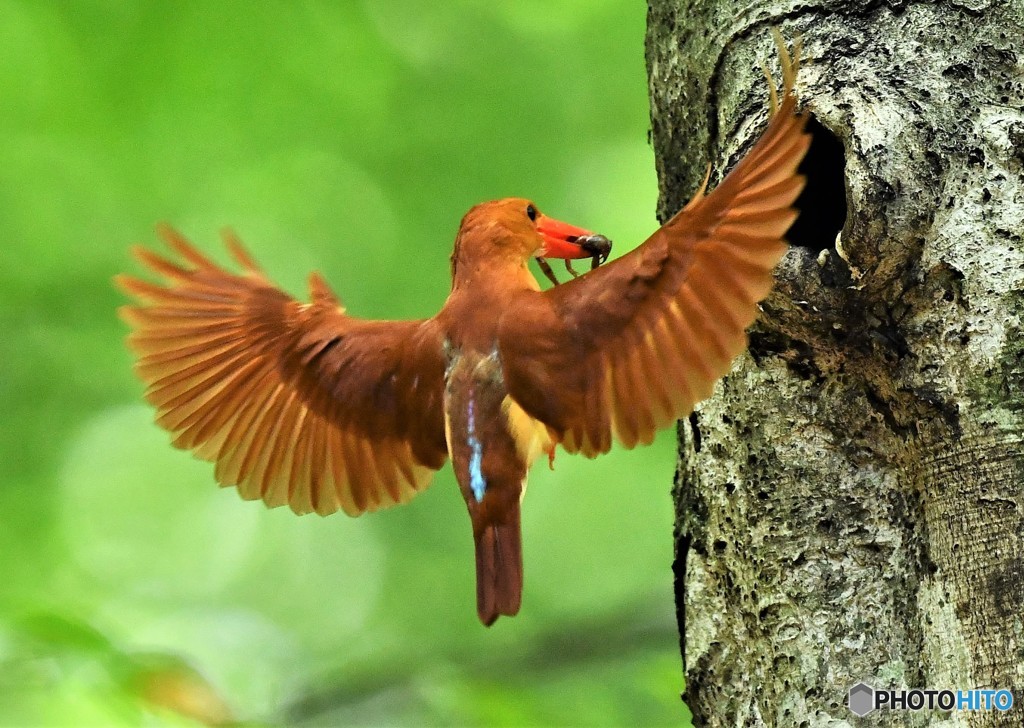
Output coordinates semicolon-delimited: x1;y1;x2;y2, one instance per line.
787;115;847;252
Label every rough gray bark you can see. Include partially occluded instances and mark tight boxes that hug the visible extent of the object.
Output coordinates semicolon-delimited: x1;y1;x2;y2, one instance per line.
646;1;1024;726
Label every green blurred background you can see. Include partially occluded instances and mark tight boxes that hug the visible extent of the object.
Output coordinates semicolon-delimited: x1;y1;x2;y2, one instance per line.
0;2;690;725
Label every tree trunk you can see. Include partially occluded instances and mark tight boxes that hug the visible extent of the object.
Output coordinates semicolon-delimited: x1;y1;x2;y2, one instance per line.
646;1;1024;726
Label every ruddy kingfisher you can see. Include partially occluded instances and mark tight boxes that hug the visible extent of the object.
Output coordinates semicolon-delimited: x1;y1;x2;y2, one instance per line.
118;37;809;626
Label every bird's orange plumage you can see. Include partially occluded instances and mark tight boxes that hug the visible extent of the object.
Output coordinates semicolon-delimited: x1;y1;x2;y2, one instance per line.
117;36;810;626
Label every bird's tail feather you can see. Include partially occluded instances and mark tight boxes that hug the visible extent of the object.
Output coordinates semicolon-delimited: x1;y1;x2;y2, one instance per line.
474;509;523;626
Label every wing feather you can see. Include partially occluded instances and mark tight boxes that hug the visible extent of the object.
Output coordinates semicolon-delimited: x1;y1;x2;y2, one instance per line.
118;228;448;516
500;49;810;456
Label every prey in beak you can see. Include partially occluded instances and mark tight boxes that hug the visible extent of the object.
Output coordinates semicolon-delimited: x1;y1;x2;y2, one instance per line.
535;213;612;286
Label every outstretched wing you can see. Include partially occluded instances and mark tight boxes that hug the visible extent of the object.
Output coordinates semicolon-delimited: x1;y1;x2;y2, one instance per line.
116;227;448;516
499;62;810;456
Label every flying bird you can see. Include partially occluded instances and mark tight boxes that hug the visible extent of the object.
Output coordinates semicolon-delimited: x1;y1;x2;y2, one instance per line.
117;37;809;626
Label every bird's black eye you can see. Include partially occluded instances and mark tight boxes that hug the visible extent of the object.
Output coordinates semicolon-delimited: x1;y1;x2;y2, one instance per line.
526;204;537;222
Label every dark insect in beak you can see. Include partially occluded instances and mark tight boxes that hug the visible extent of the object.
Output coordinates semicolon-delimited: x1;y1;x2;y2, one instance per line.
554;234;613;282
576;234;612;269
538;232;613;286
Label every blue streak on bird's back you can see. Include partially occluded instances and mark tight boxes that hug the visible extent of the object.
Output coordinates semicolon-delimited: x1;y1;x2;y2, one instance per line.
467;395;486;501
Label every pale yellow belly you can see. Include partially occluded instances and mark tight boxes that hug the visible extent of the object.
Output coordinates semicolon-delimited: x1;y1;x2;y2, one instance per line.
501;396;555;469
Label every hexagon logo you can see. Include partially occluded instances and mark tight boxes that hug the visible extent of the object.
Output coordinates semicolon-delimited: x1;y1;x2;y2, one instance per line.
849;682;875;716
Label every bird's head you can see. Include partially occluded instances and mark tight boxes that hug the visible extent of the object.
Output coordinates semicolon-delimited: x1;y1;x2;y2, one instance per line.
450;198;610;284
